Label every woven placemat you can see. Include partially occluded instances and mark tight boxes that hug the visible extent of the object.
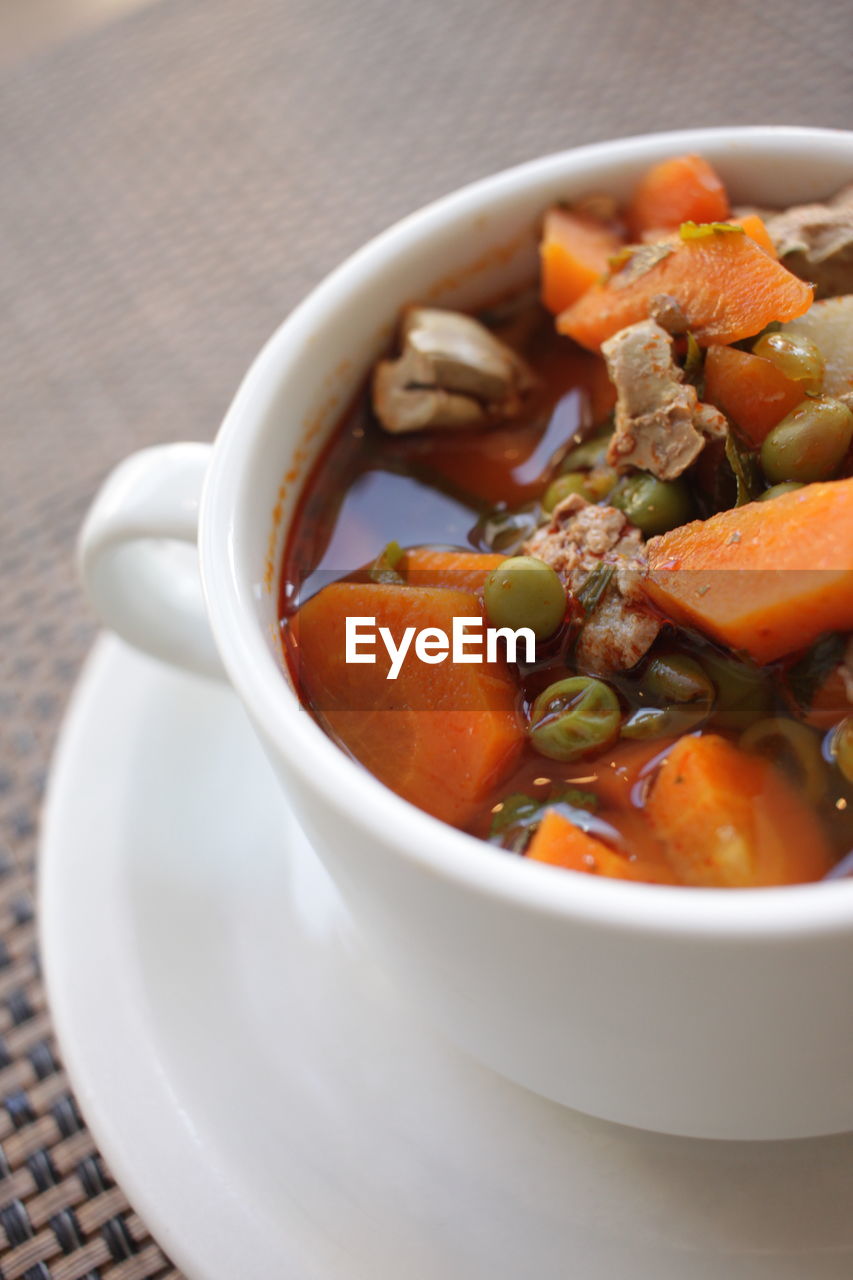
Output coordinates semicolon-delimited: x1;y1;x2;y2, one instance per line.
1;0;850;1273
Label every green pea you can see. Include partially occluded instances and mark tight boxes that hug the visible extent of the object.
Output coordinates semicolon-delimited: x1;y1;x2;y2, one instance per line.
697;649;773;730
559;427;613;472
757;481;804;502
760;396;853;484
752;332;824;393
740;717;827;804
832;718;853;785
645;654;715;705
483;556;566;640
529;676;621;762
609;472;693;537
622;653;714;739
542;466;618;513
582;466;619;502
542;472;589;513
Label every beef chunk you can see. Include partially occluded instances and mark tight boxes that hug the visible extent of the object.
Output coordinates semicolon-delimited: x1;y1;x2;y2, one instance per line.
524;494;660;673
602;320;726;481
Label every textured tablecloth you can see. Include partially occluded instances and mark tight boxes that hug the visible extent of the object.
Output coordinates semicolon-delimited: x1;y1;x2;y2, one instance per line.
0;0;850;1274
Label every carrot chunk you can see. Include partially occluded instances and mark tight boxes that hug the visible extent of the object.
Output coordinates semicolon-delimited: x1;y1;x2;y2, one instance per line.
704;344;805;447
399;548;504;591
557;231;813;353
289;582;524;826
608;809;679;878
526;808;676;883
643;479;853;663
627;154;730;239
729;213;777;258
540;207;623;314
645;734;832;886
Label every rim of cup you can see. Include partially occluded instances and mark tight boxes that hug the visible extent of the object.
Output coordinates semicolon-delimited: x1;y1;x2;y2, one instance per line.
201;124;853;940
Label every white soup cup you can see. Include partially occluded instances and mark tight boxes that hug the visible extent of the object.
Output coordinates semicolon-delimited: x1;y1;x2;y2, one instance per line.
79;126;853;1140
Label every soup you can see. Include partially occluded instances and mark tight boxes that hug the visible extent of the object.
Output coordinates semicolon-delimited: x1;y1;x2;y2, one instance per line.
280;153;853;888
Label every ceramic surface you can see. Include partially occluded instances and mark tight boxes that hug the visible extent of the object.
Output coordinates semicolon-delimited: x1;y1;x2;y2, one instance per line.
40;638;853;1279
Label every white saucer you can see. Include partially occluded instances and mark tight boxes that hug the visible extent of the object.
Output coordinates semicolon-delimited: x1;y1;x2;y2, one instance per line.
40;636;853;1280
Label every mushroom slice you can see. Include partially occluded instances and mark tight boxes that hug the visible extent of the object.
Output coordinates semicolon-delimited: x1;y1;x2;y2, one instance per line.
372;360;486;433
372;306;533;434
764;185;853;299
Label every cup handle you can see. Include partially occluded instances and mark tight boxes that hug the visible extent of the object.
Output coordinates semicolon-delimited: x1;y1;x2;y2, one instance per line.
77;442;224;680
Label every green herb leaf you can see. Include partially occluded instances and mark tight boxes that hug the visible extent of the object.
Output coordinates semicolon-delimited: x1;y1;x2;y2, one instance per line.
575;563;615;617
679;221;745;241
607;246;635;273
683;332;704;391
369;540;405;584
608;243;673;289
724;430;761;507
787;633;846;712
